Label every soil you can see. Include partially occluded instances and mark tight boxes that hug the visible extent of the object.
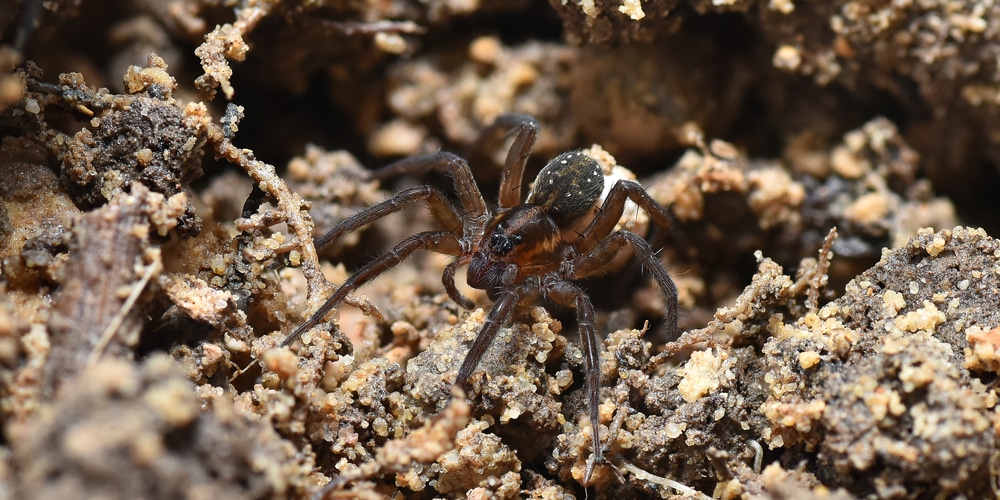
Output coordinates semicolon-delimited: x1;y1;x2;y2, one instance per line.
1;0;999;499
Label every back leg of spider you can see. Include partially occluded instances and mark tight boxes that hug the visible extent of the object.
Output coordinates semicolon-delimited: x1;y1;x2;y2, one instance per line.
575;180;674;253
573;230;679;340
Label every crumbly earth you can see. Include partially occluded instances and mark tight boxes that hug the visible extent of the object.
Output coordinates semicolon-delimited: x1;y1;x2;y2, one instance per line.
2;1;1000;499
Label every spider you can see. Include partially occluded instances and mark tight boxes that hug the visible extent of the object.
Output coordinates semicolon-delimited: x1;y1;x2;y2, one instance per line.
279;113;678;482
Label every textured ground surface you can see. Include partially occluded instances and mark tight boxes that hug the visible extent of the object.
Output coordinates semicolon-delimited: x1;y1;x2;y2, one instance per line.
1;1;999;498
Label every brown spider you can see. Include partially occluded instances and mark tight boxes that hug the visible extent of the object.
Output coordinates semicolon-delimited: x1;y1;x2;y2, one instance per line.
280;114;678;482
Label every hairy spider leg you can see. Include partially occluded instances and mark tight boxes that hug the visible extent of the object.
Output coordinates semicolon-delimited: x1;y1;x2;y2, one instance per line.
491;114;541;209
573;230;679;340
471;114;540;209
454;275;608;484
575;179;674;254
454;281;526;387
313;185;463;250
569;179;679;339
310;185;475;309
541;278;605;483
281;230;463;348
369;152;488;230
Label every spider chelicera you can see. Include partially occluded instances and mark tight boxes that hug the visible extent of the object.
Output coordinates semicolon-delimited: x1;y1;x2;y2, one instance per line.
279;114;678;481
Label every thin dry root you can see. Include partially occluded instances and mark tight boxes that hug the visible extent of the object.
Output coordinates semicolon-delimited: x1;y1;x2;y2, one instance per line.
789;226;838;312
621;461;712;499
88;259;162;365
749;440;763;474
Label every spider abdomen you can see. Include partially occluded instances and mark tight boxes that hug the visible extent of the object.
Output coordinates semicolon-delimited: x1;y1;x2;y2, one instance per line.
526;149;604;227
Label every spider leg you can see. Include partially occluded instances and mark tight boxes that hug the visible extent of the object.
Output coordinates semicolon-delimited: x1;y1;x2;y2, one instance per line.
542;279;605;483
479;114;540;209
369;152;488;231
572;230;679;340
281;230;463;348
13;0;45;52
314;185;463;250
454;282;527;387
575;180;674;253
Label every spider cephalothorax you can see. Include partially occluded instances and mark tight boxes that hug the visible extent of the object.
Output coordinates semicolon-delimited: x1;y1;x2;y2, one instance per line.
279;114;678;486
468;204;563;297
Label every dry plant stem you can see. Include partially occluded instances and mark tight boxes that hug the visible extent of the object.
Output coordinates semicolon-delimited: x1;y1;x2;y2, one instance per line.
44;184;162;396
195;2;274;100
204;124;327;315
789;227;838;312
195;2;385;332
205;124;378;345
648;326;731;368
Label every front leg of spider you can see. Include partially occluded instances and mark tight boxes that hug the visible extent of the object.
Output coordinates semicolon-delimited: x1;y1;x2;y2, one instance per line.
282;230;463;348
541;278;606;481
524;151;615;483
279;152;488;349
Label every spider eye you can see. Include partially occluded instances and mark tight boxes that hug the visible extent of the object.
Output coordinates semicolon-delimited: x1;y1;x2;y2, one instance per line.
489;232;521;256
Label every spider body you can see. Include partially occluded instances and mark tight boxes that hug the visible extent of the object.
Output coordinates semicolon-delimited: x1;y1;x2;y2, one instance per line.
280;114;678;484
